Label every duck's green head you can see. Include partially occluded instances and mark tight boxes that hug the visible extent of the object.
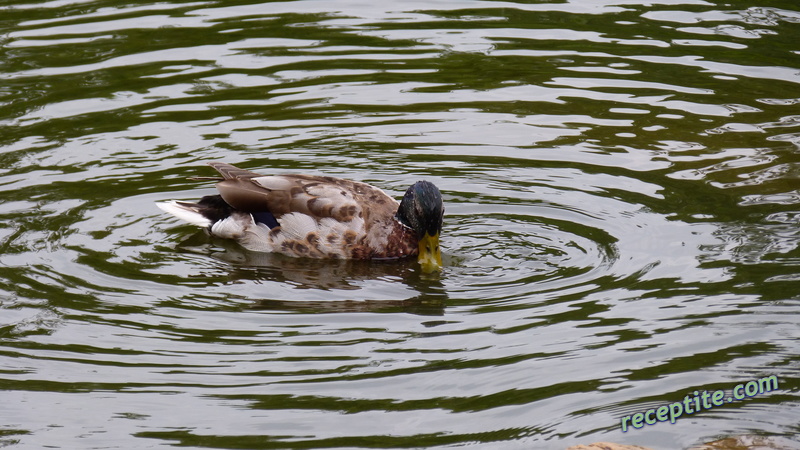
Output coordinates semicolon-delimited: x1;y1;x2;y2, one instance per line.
396;181;444;272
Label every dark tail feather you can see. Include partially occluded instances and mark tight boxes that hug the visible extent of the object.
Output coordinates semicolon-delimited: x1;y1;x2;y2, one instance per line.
177;195;233;224
159;194;280;229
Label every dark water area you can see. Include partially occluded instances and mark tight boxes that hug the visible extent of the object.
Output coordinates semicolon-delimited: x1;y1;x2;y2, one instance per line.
1;0;799;448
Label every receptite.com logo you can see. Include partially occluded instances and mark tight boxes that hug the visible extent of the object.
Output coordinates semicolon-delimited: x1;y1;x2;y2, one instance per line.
621;375;780;432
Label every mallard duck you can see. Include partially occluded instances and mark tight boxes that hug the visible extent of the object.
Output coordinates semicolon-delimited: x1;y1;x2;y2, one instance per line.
157;162;444;271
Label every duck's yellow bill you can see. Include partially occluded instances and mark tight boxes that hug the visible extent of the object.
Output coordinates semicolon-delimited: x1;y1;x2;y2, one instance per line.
417;232;442;272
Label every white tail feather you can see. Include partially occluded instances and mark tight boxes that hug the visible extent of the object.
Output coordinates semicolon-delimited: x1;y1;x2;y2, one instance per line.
156;201;212;227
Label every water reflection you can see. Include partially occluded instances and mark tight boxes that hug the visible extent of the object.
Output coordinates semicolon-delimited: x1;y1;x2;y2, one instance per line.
174;230;449;315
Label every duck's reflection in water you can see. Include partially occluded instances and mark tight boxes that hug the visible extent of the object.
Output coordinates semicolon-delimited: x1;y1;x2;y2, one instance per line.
177;231;448;316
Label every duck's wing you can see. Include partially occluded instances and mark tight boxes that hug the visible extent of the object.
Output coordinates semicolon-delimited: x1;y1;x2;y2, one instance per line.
208;162;399;225
209;161;264;180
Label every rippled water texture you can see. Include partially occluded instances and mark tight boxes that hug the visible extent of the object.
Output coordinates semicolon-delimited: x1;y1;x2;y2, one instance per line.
1;1;799;449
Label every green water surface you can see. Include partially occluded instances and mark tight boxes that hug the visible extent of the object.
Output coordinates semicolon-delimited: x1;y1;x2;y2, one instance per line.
1;0;799;449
